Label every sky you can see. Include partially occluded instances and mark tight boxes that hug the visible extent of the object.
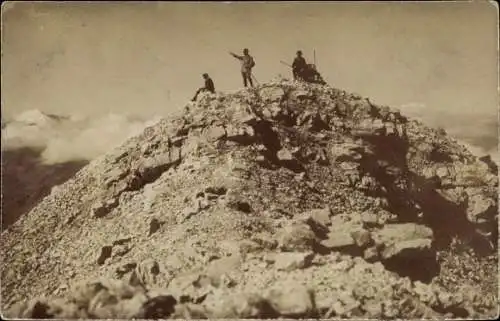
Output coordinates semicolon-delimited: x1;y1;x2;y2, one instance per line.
1;1;499;158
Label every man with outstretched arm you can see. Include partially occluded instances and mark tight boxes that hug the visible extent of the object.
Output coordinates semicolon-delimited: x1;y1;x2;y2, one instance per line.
229;48;256;87
192;73;215;102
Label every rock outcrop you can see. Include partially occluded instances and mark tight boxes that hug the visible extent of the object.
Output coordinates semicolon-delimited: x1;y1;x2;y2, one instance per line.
1;80;497;319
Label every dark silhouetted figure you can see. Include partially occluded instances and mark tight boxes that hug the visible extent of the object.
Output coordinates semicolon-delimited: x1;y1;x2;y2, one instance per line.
292;50;307;80
229;48;255;87
192;73;215;101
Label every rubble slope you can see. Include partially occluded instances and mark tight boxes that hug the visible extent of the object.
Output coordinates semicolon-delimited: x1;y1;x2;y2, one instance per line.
1;80;498;319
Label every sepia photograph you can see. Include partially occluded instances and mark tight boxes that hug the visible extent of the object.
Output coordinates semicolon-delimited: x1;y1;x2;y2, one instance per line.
1;1;498;319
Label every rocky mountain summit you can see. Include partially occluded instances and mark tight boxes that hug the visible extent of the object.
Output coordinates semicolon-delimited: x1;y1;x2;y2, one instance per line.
2;80;498;319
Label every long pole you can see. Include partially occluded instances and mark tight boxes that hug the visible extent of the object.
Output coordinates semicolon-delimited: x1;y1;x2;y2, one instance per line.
280;60;292;68
251;73;259;85
313;49;317;66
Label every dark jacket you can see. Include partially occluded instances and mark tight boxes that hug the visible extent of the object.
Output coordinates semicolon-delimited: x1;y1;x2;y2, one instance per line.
292;56;307;71
205;77;215;93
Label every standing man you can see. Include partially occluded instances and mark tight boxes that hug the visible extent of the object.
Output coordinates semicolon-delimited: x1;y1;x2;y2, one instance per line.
292;50;307;81
192;73;215;101
229;48;256;87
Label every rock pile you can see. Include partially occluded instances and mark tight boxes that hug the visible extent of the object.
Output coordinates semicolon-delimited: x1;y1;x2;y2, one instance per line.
1;80;497;319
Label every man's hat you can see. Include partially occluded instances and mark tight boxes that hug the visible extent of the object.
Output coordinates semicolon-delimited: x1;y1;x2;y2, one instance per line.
297;50;302;55
243;48;249;53
202;73;209;77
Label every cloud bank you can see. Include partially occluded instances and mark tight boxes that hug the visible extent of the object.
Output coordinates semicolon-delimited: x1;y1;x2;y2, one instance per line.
2;110;163;164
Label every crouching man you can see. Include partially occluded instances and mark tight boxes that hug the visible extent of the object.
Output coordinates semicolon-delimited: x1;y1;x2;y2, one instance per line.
192;73;215;101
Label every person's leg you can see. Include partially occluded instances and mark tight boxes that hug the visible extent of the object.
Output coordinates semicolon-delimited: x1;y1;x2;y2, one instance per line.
192;89;200;101
247;72;254;87
192;88;203;101
241;72;248;87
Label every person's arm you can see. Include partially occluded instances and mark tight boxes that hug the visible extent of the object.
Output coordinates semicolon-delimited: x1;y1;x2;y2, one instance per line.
229;51;243;60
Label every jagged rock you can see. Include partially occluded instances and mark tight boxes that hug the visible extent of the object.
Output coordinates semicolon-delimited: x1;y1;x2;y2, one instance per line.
277;148;294;162
91;198;118;218
373;223;433;245
148;218;162;236
250;232;278;250
357;175;380;193
437;187;468;208
273;251;315;271
276;222;317;251
371;223;434;260
350;229;372;248
413;281;439;306
68;278;147;318
134;295;177;319
363;246;380;262
238;239;263;255
115;262;137;279
129;259;161;287
205;186;227;195
113;243;132;258
171;303;207;319
205;125;226;142
225;124;256;144
202;289;269;318
97;246;113;265
361;211;380;227
381;238;433;260
320;231;356;250
466;192;496;224
259;86;285;103
300;207;332;227
265;284;315;317
330;293;362;317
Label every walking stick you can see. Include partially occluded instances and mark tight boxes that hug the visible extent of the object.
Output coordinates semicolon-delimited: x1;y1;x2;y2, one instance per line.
251;72;259;85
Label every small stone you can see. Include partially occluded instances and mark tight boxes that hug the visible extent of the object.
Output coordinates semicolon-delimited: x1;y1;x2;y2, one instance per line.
149;218;162;236
182;206;200;221
205;186;227;195
97;246;113;265
466;193;495;224
91;198;118;218
320;232;355;250
291;147;302;157
113;244;132;257
307;207;332;227
265;284;314;317
361;212;379;227
294;172;306;182
362;300;383;317
363;247;380;263
130;259;161;287
276;222;317;251
206;126;226;142
277;148;294;162
350;229;372;248
116;262;138;278
259;86;285;103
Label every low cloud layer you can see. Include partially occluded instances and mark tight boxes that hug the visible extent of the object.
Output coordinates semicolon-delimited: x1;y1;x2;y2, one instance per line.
399;102;498;165
2;109;163;164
